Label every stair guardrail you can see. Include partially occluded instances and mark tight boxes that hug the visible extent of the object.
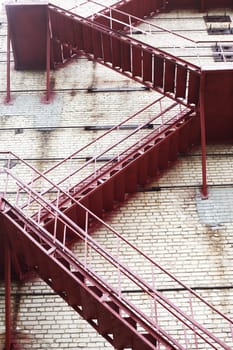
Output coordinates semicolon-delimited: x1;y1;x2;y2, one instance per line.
0;152;232;350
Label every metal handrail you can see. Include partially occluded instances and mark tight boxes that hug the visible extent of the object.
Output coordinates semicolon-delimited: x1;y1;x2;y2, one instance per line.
78;0;233;66
1;167;232;349
24;96;166;190
0;151;233;334
87;0;233;46
25;99;182;202
48;3;200;71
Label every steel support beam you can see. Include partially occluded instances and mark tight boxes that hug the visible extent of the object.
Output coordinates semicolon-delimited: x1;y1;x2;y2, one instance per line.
45;11;51;102
6;24;11;104
200;0;205;12
5;241;12;350
200;72;208;199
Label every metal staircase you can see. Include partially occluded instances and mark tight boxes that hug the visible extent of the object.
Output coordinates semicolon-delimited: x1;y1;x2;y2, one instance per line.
5;2;202;233
88;0;166;30
26;98;199;237
0;155;233;350
48;4;200;108
2;2;233;349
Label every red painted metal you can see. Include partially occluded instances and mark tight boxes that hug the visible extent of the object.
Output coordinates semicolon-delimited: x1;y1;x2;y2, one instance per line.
0;161;232;349
164;59;176;93
23;100;197;225
3;2;233;348
5;4;49;70
45;10;51;103
0;205;177;350
175;65;187;99
132;45;142;77
49;4;200;107
111;36;121;68
52;40;62;64
199;72;208;199
47;13;51;100
90;0;165;30
187;70;200;106
200;0;205;11
166;0;233;10
154;54;164;88
121;39;131;72
143;50;153;82
201;68;233;142
6;3;201;109
6;24;11;104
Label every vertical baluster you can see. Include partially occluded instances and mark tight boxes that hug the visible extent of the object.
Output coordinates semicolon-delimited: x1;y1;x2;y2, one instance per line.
26;189;32;218
94;156;97;177
182;322;190;349
68;157;73;190
84;209;89;269
159;98;164;131
117;234;122;298
15;188;20;207
127;13;130;32
110;8;113;30
53;190;60;242
53;211;58;243
37;204;41;224
151;266;159;325
188;292;199;349
149;23;152;35
62;224;67;248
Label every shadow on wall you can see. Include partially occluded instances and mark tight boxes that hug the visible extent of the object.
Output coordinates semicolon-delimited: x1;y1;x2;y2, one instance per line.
0;282;32;350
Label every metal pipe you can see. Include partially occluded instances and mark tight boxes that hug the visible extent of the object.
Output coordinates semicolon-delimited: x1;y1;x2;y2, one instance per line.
5;241;12;350
45;11;51;102
199;71;208;198
200;0;206;12
6;23;11;103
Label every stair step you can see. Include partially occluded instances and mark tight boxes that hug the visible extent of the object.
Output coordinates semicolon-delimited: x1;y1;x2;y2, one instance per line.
97;300;120;335
112;316;137;348
81;288;99;320
73;271;85;282
45;4;201;108
113;171;126;202
124;161;138;193
132;333;157;350
143;332;157;345
102;178;115;212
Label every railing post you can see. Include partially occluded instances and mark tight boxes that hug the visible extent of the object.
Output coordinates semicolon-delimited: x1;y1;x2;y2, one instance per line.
84;209;89;269
200;0;205;12
45;10;51;103
117;235;122;298
151;266;158;324
6;22;11;104
199;71;208;199
5;240;12;350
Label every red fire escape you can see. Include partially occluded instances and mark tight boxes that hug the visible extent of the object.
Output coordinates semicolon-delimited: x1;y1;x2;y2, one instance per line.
1;1;233;349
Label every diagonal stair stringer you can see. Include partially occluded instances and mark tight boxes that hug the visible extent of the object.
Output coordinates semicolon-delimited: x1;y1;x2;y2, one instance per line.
48;3;201;108
19;100;200;234
0;173;232;350
6;3;201;108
